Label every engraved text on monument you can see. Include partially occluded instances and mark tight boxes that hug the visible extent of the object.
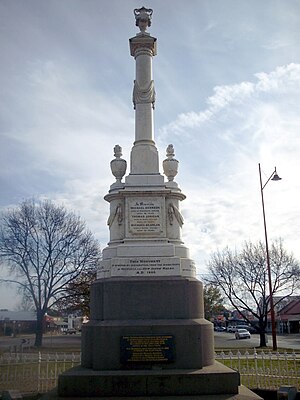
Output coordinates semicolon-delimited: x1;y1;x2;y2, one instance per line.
128;197;164;236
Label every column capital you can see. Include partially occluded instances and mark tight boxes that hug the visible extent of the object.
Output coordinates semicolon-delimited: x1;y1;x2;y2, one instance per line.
129;35;157;57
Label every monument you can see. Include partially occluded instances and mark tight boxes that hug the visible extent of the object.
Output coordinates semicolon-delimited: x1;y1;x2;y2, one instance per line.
57;7;262;399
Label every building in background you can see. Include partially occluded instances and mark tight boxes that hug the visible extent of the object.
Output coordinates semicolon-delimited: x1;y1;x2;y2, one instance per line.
0;309;37;336
275;296;300;334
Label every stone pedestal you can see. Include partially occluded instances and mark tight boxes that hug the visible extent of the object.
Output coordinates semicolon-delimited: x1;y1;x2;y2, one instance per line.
81;277;214;371
57;276;260;398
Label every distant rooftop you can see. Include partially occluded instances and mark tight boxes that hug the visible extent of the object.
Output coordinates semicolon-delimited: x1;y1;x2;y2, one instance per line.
0;309;37;321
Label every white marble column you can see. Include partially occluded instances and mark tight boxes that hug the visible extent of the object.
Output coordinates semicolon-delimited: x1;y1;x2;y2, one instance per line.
127;8;161;178
134;47;155;144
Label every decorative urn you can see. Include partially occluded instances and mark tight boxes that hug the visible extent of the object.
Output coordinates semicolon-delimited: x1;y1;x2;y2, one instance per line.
110;145;127;183
163;144;179;181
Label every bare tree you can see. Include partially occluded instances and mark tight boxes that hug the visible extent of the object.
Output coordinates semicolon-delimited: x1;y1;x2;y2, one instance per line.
207;239;300;347
0;199;101;346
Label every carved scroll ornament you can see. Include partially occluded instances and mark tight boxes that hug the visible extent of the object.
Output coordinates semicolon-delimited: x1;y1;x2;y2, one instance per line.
168;203;184;227
107;203;123;227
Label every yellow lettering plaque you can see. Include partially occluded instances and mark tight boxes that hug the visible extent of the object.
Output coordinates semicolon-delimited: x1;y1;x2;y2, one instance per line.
120;334;175;364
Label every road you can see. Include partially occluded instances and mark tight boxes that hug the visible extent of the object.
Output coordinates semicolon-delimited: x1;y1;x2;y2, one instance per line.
0;332;299;352
0;333;81;352
214;331;300;350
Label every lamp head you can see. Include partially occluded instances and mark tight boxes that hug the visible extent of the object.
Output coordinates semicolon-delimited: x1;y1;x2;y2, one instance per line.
271;167;282;182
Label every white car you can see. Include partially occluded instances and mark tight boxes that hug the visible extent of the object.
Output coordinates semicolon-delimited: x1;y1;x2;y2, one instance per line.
227;326;236;333
63;328;77;335
235;329;251;339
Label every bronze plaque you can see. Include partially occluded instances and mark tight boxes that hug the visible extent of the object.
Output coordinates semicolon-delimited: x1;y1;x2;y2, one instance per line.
120;335;175;364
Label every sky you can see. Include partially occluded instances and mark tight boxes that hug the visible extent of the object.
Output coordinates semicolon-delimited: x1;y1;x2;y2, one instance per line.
1;0;300;309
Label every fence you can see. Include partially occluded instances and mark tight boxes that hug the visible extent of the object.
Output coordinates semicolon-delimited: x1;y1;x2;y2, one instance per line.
0;350;299;394
215;349;300;391
0;351;81;393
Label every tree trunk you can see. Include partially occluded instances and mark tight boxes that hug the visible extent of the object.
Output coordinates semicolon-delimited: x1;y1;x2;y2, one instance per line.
34;310;44;347
259;331;267;347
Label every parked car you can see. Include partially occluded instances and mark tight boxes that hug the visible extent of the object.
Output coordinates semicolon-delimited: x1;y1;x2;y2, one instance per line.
214;326;226;332
227;326;235;332
228;324;250;333
246;325;259;334
63;328;77;335
237;324;251;330
235;329;251;339
235;324;259;334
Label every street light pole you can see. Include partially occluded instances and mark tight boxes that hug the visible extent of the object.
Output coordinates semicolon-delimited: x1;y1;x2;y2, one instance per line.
258;163;281;351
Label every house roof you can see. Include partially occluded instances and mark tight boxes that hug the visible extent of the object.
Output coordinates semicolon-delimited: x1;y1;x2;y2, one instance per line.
0;309;37;322
274;296;300;312
278;299;300;320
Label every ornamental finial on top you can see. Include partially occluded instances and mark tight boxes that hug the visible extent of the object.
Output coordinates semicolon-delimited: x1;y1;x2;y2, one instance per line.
134;6;153;33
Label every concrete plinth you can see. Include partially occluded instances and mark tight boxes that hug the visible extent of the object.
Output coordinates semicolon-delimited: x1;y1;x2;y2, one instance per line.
58;362;241;397
44;385;263;400
89;277;204;320
81;277;214;371
81;318;214;371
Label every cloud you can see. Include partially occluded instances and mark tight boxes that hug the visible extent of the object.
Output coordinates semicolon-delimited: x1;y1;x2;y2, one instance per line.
157;64;300;272
160;63;300;136
0;59;134;202
262;39;291;50
208;81;254;109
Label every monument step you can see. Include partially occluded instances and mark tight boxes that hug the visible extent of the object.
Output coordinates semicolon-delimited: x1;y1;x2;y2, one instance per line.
43;384;263;399
57;363;243;397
